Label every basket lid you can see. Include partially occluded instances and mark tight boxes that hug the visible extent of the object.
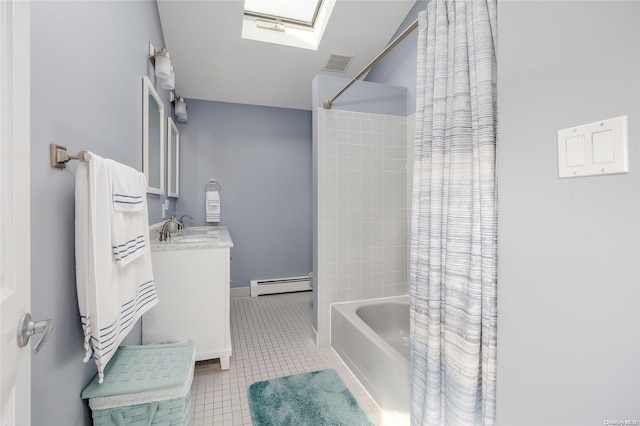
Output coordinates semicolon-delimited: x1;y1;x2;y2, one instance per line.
81;341;195;399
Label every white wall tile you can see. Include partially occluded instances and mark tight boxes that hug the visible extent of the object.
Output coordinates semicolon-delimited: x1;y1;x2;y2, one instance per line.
317;109;409;344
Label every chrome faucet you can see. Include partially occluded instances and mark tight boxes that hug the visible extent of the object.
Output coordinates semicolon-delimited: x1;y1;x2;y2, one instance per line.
178;215;193;227
159;219;183;241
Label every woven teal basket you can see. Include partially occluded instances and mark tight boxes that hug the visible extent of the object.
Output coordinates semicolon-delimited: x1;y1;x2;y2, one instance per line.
82;341;195;426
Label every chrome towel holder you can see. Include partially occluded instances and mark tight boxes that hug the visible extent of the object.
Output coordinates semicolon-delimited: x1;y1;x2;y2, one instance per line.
50;143;90;169
206;178;221;192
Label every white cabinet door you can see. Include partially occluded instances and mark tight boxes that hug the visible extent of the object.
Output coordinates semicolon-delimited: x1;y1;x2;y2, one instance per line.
143;248;231;367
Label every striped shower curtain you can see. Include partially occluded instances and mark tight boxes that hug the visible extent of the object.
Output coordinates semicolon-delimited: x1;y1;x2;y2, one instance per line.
410;0;497;425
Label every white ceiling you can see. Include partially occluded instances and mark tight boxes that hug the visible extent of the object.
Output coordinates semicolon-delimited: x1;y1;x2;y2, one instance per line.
156;0;416;111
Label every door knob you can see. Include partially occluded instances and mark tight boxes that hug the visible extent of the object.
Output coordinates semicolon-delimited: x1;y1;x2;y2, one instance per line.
17;313;53;354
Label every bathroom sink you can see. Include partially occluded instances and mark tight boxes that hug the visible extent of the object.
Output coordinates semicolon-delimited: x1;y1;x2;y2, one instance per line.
170;235;219;244
151;225;232;251
182;226;221;236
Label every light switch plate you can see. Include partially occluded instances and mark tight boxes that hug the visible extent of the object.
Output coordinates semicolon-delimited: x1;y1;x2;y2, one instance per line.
558;115;629;178
557;115;629;178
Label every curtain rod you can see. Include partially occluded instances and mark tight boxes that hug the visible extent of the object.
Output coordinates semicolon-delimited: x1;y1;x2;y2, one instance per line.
323;18;419;109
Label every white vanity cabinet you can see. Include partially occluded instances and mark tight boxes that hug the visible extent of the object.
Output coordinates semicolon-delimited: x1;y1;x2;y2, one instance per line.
143;226;233;369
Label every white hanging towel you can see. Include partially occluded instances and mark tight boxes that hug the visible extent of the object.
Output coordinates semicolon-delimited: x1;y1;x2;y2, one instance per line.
111;164;146;267
75;152;158;383
206;190;220;223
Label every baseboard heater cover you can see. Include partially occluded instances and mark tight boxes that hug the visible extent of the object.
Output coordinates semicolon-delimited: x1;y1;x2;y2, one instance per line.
250;276;311;297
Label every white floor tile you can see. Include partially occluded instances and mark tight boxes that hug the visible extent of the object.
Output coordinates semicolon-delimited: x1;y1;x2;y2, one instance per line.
189;292;383;425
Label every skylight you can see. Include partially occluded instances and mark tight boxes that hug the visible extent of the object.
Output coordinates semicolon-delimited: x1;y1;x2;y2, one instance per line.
244;0;322;28
241;0;336;50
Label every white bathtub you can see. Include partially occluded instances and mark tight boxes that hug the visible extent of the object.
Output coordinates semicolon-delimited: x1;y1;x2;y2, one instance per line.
331;296;410;424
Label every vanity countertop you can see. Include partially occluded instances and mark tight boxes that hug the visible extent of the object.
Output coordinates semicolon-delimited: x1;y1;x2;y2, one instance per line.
150;225;233;251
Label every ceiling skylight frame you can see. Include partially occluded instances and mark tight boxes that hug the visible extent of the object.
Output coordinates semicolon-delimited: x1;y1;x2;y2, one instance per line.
244;0;323;30
241;0;336;51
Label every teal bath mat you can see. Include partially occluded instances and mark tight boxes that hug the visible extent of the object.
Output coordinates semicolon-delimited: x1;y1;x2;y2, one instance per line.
248;369;373;426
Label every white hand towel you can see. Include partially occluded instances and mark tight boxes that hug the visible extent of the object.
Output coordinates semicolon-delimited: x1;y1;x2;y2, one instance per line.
206;191;220;223
111;162;147;267
75;153;158;383
206;191;219;206
112;168;144;212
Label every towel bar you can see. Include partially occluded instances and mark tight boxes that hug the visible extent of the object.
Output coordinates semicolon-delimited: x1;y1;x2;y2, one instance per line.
50;144;90;169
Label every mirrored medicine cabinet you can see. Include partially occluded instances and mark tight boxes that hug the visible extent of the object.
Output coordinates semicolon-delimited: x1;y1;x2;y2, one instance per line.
143;75;165;195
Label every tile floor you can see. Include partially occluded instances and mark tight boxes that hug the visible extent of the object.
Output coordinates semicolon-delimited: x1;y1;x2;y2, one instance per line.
189;291;383;425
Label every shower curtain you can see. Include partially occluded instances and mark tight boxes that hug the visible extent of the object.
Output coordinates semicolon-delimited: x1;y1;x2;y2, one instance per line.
409;0;497;425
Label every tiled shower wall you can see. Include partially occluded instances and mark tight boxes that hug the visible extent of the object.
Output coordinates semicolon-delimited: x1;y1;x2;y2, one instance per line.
316;108;410;345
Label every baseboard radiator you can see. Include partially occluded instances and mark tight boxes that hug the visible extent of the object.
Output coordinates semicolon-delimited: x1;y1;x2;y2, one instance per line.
250;276;311;297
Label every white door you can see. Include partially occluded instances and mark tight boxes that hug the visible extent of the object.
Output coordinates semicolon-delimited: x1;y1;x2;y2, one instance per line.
0;1;31;424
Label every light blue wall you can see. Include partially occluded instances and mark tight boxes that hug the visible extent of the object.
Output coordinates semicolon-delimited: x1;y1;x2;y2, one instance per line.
497;1;640;424
365;0;428;115
177;100;312;289
30;1;171;424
